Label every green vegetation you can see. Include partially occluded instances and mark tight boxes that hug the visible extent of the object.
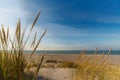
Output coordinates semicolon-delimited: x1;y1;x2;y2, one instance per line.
0;12;46;80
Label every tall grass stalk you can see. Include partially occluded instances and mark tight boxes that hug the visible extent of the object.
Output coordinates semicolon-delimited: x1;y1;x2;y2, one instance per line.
0;12;46;80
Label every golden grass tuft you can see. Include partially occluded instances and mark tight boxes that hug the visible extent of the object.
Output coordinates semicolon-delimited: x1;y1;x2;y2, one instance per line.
0;12;46;80
71;48;120;80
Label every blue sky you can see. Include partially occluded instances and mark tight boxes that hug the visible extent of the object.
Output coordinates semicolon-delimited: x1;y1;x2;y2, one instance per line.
0;0;120;50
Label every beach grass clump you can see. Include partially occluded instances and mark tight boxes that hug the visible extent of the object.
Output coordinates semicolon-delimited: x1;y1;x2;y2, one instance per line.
72;48;115;80
58;61;78;68
0;12;46;80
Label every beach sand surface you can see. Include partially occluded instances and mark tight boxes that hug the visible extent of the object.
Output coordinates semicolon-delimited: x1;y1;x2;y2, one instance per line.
26;54;120;64
26;54;120;80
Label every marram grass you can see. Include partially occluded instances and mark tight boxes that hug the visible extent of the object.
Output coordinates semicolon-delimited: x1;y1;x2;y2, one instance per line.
71;48;120;80
0;12;46;80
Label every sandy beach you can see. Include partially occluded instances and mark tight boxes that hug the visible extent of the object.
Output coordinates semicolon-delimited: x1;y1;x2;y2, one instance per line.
26;54;120;80
27;54;120;64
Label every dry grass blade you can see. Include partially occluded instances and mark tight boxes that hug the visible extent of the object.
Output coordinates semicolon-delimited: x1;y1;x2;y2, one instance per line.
101;48;112;66
30;31;37;48
16;19;21;45
30;11;41;32
30;28;47;57
2;26;7;44
108;48;112;56
0;30;4;45
23;11;41;49
20;27;26;50
34;54;46;80
95;48;98;54
7;27;9;41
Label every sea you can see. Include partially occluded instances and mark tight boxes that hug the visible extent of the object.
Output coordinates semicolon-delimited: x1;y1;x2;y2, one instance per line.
24;50;120;55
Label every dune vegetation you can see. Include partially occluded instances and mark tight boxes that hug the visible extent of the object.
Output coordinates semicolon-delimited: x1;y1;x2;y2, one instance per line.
71;48;120;80
0;12;46;80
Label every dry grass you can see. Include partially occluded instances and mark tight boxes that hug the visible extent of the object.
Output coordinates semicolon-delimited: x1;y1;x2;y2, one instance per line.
71;48;120;80
0;12;46;80
57;61;78;68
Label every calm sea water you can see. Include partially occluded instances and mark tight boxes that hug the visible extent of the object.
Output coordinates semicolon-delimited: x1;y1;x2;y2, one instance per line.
24;50;120;55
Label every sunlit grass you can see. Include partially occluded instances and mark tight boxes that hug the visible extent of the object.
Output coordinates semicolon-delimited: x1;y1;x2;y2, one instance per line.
0;12;46;80
71;48;120;80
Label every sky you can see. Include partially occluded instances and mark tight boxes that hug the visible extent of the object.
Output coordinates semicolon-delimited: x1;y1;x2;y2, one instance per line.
0;0;120;50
